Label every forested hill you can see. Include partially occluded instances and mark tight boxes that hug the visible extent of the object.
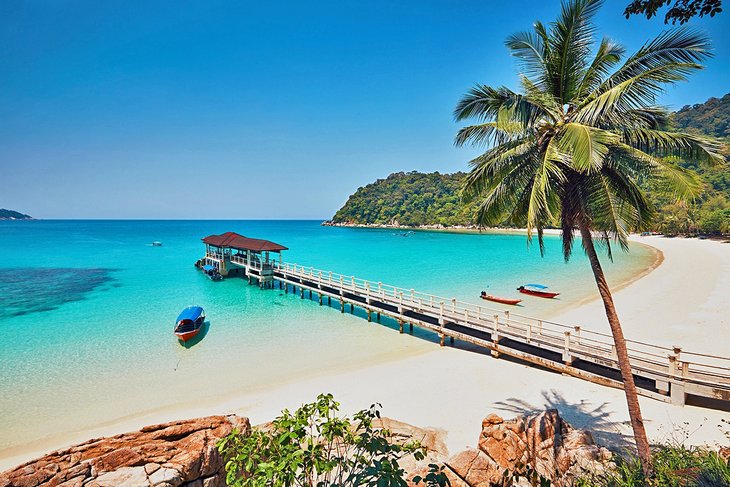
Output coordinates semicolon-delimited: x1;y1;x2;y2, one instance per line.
672;93;730;139
330;171;475;227
329;96;730;234
0;209;33;220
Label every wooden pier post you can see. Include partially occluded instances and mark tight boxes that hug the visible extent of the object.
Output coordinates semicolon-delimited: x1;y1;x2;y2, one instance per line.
367;309;372;322
300;288;304;299
409;323;413;334
319;294;323;306
563;331;572;365
491;314;501;358
340;300;345;313
377;312;381;321
439;301;445;347
328;296;331;306
398;320;404;334
668;354;686;406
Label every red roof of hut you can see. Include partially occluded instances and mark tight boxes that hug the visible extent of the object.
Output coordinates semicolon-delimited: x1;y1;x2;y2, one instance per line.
202;232;288;252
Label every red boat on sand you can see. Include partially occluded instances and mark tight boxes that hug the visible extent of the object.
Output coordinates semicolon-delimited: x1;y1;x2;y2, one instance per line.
517;285;560;298
480;291;522;305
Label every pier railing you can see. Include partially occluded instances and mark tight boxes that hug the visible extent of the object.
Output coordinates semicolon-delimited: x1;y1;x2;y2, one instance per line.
273;262;730;407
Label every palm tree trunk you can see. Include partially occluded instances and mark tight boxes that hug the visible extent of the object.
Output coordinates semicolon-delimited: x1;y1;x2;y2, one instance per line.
577;223;652;477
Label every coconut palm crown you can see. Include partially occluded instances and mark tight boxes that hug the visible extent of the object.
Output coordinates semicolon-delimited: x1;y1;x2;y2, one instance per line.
455;0;724;260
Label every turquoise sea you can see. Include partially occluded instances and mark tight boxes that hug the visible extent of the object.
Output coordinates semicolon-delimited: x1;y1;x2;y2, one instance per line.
0;220;656;457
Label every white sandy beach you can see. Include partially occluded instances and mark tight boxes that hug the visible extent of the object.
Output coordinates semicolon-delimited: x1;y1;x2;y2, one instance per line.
1;235;728;471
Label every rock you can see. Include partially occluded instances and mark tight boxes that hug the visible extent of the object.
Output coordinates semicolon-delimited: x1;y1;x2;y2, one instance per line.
0;415;250;487
93;466;148;486
373;417;449;473
409;409;611;487
148;466;182;486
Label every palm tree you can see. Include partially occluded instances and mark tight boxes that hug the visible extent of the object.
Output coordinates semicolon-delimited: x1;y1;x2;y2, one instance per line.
453;0;724;477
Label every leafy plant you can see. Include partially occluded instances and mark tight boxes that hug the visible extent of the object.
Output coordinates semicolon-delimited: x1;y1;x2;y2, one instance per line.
453;0;724;476
218;393;448;486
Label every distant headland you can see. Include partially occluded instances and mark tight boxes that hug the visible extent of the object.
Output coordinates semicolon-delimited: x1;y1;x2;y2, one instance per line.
0;209;33;220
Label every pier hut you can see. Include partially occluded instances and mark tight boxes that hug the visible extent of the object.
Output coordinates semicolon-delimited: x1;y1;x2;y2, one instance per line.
200;232;287;288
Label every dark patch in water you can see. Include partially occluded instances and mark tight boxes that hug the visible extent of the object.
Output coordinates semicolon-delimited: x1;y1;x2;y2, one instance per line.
0;268;116;319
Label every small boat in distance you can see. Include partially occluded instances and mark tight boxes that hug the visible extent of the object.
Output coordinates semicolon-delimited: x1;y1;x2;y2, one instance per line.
480;291;521;306
174;306;205;342
151;241;162;246
517;285;560;299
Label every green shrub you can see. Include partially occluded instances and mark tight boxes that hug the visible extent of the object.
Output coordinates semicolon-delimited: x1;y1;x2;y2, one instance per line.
217;393;449;486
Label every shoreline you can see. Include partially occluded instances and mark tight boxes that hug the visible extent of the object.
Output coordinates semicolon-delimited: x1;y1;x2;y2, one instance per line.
1;234;727;472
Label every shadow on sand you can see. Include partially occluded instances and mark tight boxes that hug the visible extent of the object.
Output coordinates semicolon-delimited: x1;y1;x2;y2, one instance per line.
178;321;210;349
493;389;635;452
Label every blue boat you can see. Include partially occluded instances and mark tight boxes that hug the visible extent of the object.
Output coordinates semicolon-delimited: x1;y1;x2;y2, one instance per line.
174;306;205;342
202;264;222;281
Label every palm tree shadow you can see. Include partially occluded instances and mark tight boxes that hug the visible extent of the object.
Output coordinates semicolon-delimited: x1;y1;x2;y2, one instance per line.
493;389;634;452
179;321;210;349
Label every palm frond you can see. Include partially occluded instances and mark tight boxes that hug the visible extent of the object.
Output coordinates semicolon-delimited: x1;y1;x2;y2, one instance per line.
454;85;554;128
620;128;725;165
454;122;525;148
601;27;711;89
461;137;537;201
612;144;703;201
506;29;549;86
547;0;603;104
557;123;618;173
576;36;625;100
573;61;703;126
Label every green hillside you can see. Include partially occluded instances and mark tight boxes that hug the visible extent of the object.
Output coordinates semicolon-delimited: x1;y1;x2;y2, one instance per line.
672;93;730;140
331;171;475;227
329;96;730;234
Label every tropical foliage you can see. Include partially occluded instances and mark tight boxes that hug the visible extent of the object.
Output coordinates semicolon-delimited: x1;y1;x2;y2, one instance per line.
624;0;723;24
331;172;476;227
452;0;724;475
672;93;730;138
217;394;448;487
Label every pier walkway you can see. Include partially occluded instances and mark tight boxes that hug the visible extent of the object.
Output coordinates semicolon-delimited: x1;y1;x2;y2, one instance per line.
263;262;730;410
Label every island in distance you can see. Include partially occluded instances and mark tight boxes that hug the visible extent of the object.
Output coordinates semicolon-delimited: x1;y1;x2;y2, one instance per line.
0;209;33;220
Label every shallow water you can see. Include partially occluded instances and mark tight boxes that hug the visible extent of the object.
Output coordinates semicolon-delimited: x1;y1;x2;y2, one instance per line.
0;220;655;453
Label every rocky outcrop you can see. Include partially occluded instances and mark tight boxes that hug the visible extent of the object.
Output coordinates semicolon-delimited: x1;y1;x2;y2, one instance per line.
410;409;611;487
0;415;250;487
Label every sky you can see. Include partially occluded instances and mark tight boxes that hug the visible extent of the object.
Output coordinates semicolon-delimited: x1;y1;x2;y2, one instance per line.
2;0;729;219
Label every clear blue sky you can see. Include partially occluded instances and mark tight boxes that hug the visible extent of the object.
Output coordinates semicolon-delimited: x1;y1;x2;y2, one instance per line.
2;0;728;219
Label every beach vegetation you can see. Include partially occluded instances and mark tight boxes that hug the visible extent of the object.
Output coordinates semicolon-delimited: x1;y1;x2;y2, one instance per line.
453;0;724;476
624;0;723;24
217;393;448;486
575;444;730;486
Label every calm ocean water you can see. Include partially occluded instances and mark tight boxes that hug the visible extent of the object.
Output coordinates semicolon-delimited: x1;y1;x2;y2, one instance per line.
0;220;655;454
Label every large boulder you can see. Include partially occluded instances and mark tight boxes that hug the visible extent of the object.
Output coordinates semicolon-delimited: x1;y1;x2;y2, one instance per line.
0;415;250;487
409;409;611;487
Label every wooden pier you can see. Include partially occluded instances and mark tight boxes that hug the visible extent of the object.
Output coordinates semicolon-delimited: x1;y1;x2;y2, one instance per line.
262;262;730;410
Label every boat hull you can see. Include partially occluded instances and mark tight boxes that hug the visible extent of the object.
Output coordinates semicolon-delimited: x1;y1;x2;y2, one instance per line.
481;295;522;305
174;306;205;342
175;328;201;342
518;288;560;298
